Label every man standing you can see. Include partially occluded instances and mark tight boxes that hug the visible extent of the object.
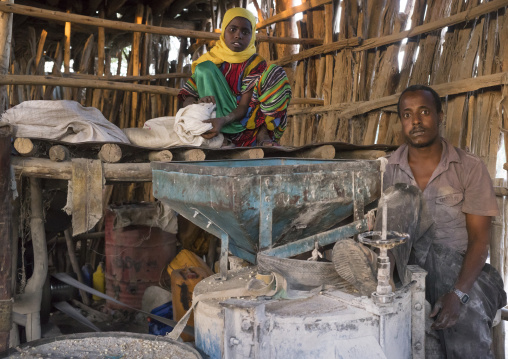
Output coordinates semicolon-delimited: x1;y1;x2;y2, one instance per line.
334;85;506;358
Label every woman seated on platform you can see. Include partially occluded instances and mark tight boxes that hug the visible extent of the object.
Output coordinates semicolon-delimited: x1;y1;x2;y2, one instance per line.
178;8;292;147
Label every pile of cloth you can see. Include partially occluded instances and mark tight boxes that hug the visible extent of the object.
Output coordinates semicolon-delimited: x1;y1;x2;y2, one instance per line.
123;102;224;148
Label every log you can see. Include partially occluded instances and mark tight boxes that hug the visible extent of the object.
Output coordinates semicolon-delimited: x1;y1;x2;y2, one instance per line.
206;148;264;160
256;0;332;29
148;150;173;162
98;143;122;163
14;138;39;156
0;3;322;46
172;149;206;161
0;75;181;95
269;145;336;159
335;150;386;160
0;125;12;352
49;145;70;162
272;37;361;66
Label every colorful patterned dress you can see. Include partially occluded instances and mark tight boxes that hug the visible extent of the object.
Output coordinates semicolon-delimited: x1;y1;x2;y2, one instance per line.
178;54;291;147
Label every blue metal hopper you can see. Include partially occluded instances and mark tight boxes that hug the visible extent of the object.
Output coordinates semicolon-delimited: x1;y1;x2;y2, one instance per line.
152;158;381;278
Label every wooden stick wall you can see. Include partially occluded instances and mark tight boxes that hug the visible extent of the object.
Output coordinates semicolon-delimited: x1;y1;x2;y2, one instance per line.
280;0;508;180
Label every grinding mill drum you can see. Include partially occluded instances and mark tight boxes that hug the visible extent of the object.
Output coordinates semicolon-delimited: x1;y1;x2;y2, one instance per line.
151;159;428;358
152;158;381;267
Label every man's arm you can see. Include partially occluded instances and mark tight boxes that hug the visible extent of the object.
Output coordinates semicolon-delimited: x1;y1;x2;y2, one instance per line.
430;214;491;330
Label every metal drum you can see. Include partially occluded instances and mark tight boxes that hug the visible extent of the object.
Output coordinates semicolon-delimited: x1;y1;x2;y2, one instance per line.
105;206;177;309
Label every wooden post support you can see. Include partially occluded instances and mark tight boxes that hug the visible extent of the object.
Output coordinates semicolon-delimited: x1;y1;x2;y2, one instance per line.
98;143;122;163
13;138;37;157
0;125;12;352
148;150;173;162
172;149;206;161
49;145;70;162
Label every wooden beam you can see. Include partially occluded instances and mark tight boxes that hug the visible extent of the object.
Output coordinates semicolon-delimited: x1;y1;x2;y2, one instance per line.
256;0;332;29
11;157;153;182
272;37;361;66
288;71;508;117
0;75;181;95
0;3;323;46
355;0;508;52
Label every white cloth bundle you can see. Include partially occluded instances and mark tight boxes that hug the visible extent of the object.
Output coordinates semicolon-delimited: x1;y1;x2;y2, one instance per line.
123;102;223;148
0;100;130;143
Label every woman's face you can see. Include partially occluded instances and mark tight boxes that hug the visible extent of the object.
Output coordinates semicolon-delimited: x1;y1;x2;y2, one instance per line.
224;17;252;52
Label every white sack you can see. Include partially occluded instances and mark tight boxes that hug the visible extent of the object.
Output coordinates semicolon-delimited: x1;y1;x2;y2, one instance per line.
123;102;223;148
0;100;129;143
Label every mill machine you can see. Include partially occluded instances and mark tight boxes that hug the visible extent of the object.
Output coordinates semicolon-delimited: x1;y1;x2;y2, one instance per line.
151;158;426;359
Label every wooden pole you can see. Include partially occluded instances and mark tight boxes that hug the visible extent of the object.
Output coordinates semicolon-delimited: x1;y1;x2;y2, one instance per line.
63;10;72;100
256;0;332;29
130;4;143;127
0;3;322;46
0;125;12;353
63;229;91;306
0;0;13;112
0;75;181;96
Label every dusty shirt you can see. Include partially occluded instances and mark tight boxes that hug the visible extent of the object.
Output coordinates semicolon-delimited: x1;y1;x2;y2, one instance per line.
384;138;498;254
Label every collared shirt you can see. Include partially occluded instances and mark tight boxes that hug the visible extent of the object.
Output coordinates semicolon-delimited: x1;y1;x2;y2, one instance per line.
384;138;499;253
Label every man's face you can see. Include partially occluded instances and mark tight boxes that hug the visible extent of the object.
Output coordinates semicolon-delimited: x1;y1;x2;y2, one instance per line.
399;90;442;148
224;17;252;52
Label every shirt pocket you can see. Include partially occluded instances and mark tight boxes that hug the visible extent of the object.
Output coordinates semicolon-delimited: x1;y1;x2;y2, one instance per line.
434;187;464;225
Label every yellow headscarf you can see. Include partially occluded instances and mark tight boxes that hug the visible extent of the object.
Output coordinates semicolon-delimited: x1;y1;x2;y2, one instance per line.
191;8;257;73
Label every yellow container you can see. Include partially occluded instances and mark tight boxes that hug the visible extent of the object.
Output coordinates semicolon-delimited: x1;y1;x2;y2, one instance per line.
171;266;211;342
167;249;213;277
92;262;105;301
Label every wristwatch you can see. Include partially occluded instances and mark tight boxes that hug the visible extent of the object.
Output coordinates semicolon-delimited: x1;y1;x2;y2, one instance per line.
452;288;470;304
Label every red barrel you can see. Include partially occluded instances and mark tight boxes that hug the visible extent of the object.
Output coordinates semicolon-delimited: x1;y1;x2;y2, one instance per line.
105;206;177;310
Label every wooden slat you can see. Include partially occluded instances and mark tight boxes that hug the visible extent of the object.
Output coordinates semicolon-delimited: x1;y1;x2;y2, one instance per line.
0;3;323;46
71;159;103;235
271;37;361;66
256;0;332;29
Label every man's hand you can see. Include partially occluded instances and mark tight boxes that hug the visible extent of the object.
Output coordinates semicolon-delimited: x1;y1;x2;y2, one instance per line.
198;96;216;104
202;117;227;139
430;291;462;330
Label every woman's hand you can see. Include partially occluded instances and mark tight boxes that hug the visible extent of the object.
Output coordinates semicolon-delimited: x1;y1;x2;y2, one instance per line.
202;117;227;139
198;96;216;104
